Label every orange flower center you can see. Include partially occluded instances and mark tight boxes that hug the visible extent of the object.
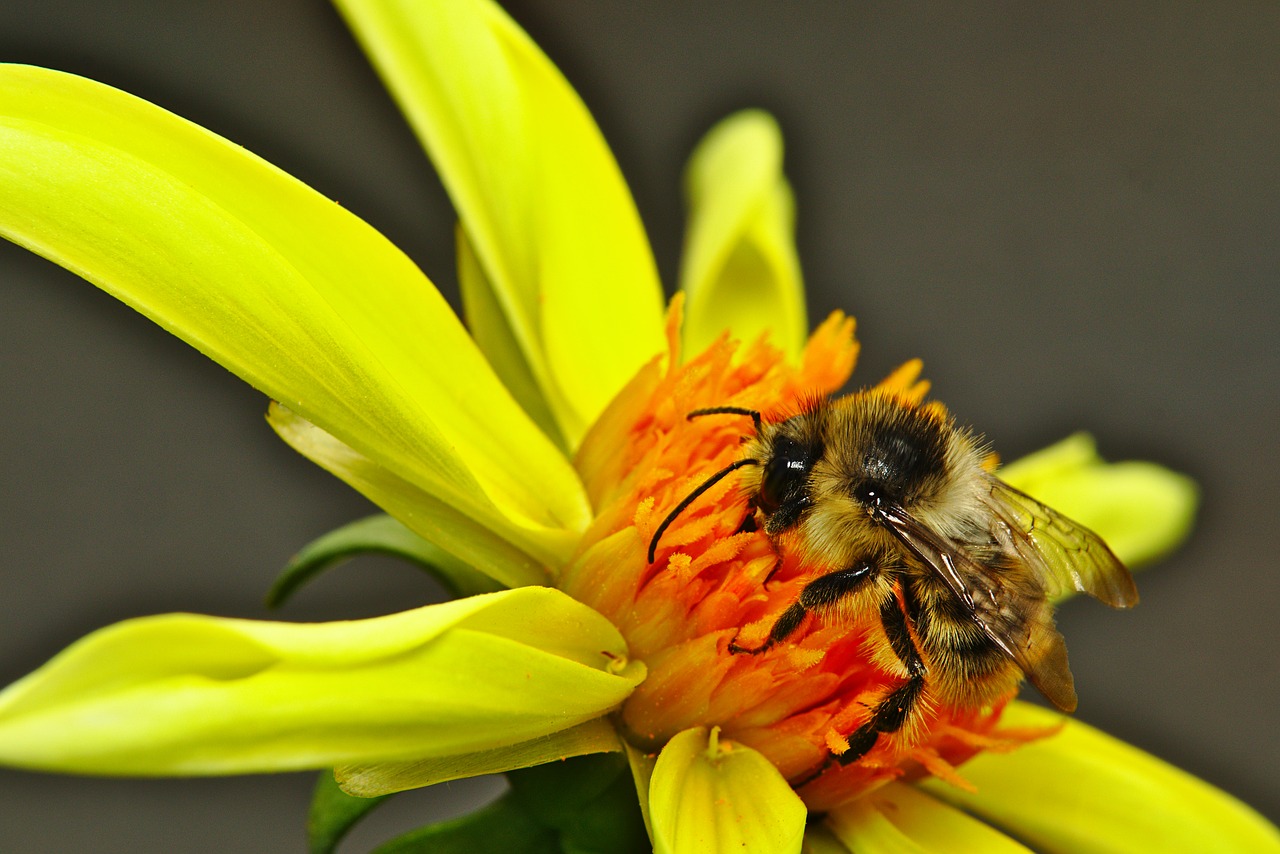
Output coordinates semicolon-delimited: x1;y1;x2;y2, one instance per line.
564;300;1034;811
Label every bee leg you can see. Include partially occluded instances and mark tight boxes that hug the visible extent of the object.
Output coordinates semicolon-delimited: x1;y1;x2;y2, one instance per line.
729;562;877;655
837;596;927;765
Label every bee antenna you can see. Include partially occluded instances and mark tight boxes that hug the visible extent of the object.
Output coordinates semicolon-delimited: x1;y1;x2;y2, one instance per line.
647;458;760;564
688;406;762;432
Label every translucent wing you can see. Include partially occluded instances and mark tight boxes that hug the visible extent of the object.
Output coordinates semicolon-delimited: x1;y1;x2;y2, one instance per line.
877;504;1078;712
983;476;1138;608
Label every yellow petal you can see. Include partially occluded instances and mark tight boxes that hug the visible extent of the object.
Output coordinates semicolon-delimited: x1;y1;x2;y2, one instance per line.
679;110;807;359
922;701;1280;854
650;727;806;854
335;0;665;446
825;781;1031;853
336;717;621;797
999;434;1198;568
457;224;566;452
0;589;643;775
803;826;856;854
269;403;565;583
0;64;589;560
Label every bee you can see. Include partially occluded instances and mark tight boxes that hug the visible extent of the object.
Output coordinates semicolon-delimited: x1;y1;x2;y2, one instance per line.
647;388;1137;766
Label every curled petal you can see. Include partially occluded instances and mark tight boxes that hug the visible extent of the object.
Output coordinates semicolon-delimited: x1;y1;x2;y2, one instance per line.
679;110;807;359
921;702;1280;853
0;589;642;775
650;727;806;854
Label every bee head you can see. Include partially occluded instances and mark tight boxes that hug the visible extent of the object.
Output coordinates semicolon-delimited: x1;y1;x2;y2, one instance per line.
748;407;827;534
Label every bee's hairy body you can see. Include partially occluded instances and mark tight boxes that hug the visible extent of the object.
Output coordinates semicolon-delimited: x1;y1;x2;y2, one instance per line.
663;389;1137;771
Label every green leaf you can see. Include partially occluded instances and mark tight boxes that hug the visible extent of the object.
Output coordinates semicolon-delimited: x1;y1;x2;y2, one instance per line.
0;588;643;775
998;434;1198;569
507;752;630;829
557;768;651;854
267;514;503;608
679;110;806;359
335;0;665;447
371;792;559;854
0;63;589;567
921;701;1280;854
308;770;390;854
649;727;806;854
824;781;1030;853
337;717;621;797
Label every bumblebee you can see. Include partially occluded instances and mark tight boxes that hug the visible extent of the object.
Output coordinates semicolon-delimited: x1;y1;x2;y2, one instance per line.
648;389;1137;766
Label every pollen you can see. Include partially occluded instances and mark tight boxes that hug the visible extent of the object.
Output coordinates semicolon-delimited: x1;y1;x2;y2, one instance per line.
563;298;1034;811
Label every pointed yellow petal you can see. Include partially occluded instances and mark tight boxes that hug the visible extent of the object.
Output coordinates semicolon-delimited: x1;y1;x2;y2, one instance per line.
0;589;642;775
336;0;665;445
0;64;589;559
922;702;1280;854
999;434;1198;568
825;782;1031;853
268;404;563;583
679;110;807;359
336;717;621;797
457;225;567;452
650;727;806;854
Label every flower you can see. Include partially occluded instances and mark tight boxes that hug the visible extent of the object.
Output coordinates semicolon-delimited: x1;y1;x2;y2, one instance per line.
0;0;1274;851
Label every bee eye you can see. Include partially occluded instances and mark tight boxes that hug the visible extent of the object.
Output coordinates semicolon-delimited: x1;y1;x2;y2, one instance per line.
759;436;811;514
852;480;886;508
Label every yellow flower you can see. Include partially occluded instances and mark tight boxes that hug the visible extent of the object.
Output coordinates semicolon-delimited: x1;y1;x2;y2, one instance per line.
0;1;1273;851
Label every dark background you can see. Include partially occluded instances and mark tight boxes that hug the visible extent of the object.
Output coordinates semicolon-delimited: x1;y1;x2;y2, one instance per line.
1;2;1276;850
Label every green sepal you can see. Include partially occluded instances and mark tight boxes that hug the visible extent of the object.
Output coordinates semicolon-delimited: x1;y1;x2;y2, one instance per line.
507;753;648;854
308;770;390;854
371;792;558;854
267;514;503;607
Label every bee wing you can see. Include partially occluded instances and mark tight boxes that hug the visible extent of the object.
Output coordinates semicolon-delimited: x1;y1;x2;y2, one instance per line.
983;476;1138;608
877;503;1079;712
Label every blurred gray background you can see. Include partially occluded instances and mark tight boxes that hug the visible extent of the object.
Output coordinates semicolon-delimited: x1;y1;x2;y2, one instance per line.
1;1;1276;850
